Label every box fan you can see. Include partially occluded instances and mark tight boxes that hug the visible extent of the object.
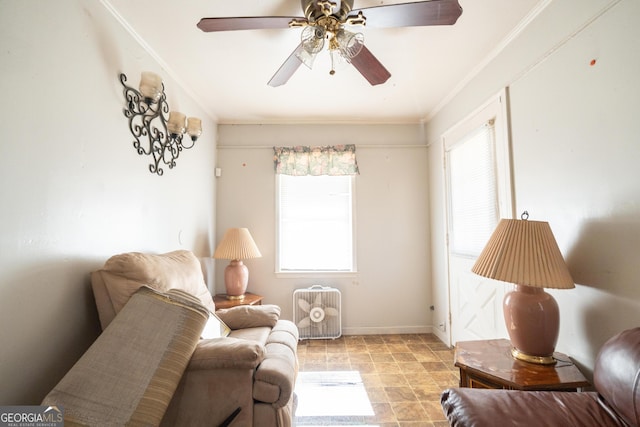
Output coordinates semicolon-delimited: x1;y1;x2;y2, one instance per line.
293;285;342;339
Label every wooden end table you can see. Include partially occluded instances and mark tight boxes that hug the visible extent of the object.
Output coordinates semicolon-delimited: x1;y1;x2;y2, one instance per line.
455;339;590;391
213;292;263;310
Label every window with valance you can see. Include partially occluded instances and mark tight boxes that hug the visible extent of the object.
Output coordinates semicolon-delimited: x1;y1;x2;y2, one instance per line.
273;144;359;176
273;145;358;273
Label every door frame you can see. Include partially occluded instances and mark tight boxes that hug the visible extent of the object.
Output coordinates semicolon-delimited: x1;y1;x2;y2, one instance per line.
441;88;515;345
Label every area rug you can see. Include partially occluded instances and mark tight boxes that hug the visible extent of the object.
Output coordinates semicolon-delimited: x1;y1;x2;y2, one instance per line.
294;370;375;422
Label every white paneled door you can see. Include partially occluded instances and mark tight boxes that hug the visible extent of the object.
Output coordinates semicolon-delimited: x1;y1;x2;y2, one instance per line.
443;90;513;345
448;256;506;342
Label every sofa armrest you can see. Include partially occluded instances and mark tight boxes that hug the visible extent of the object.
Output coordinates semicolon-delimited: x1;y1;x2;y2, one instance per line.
188;337;266;370
216;304;281;330
440;388;623;427
253;320;299;408
253;348;297;408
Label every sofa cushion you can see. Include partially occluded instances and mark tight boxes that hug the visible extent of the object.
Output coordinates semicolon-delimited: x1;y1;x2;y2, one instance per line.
267;320;300;352
189;336;266;370
98;250;215;316
229;326;272;343
216;304;281;329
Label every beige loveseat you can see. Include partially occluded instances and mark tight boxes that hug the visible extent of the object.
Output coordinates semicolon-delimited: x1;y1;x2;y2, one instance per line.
90;250;299;426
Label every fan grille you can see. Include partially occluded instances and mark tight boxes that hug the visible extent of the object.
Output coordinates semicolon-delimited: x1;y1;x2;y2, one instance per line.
293;286;342;340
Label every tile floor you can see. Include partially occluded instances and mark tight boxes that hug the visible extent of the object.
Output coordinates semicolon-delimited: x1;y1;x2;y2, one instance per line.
294;333;458;426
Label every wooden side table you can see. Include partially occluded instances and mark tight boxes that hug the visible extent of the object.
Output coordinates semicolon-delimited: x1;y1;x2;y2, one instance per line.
213;292;263;310
455;339;590;391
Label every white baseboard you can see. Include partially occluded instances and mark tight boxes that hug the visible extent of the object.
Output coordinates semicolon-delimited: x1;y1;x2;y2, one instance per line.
432;328;451;347
341;325;434;336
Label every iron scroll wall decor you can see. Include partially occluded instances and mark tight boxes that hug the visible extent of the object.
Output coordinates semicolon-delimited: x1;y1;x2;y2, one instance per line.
120;72;202;176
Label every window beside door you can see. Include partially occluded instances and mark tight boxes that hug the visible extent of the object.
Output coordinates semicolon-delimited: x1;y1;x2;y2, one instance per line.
447;122;499;257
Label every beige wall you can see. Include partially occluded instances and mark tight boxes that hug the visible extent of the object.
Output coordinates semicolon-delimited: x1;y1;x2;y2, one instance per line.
216;124;431;334
427;0;640;373
2;0;638;406
0;1;217;404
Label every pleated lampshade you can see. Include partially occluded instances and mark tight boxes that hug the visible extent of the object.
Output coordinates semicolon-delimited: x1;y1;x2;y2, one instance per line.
472;215;574;364
472;218;574;289
213;228;262;260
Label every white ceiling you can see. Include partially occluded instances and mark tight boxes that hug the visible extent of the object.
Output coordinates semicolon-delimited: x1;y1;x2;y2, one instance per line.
105;0;543;124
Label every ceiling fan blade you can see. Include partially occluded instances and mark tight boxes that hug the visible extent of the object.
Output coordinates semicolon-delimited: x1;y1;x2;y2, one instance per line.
197;16;302;32
354;0;462;28
350;45;391;86
268;44;304;87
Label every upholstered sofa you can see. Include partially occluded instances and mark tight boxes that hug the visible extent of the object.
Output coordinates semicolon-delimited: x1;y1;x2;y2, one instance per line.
441;327;640;426
88;250;299;426
43;285;211;425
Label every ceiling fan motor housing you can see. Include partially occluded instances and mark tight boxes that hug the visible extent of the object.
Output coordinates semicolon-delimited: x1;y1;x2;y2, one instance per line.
301;0;355;22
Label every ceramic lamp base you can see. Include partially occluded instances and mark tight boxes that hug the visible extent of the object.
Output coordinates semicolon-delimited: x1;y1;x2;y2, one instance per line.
224;260;249;299
504;284;559;365
511;347;556;365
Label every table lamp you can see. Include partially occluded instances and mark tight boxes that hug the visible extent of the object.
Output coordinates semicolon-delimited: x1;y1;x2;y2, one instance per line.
213;228;262;300
471;212;575;364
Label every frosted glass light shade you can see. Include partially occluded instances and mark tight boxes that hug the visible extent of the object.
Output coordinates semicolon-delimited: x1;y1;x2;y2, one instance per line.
167;111;186;135
296;48;319;69
336;29;364;60
186;118;202;139
139;71;163;102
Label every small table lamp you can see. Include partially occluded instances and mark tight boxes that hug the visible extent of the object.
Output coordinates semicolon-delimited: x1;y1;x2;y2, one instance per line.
213;228;262;300
471;212;575;364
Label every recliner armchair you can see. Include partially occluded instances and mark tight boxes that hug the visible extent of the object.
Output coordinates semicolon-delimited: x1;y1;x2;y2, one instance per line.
90;250;299;427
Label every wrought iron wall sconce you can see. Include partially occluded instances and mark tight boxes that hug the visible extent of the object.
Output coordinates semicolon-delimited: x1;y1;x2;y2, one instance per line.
120;72;202;175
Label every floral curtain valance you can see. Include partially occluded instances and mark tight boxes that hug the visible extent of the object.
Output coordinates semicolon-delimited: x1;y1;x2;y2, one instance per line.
273;144;360;176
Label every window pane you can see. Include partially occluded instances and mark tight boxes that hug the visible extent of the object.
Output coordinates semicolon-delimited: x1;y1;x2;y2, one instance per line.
278;175;354;271
448;124;499;256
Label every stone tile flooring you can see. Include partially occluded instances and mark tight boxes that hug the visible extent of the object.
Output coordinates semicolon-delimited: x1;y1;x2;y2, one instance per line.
294;333;458;426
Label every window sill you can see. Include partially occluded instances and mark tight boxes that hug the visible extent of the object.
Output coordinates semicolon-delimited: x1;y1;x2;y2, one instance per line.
275;271;358;279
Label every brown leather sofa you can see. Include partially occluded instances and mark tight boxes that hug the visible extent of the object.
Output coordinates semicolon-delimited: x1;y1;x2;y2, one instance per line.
441;327;640;427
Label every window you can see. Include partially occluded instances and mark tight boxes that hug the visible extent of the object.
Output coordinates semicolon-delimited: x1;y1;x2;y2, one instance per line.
446;122;499;256
277;174;355;272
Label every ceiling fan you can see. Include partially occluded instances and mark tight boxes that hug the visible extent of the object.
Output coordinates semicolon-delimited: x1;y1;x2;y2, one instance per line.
197;0;463;87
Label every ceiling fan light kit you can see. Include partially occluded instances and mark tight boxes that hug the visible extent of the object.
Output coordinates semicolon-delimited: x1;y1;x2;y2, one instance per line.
120;72;202;176
197;0;462;87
